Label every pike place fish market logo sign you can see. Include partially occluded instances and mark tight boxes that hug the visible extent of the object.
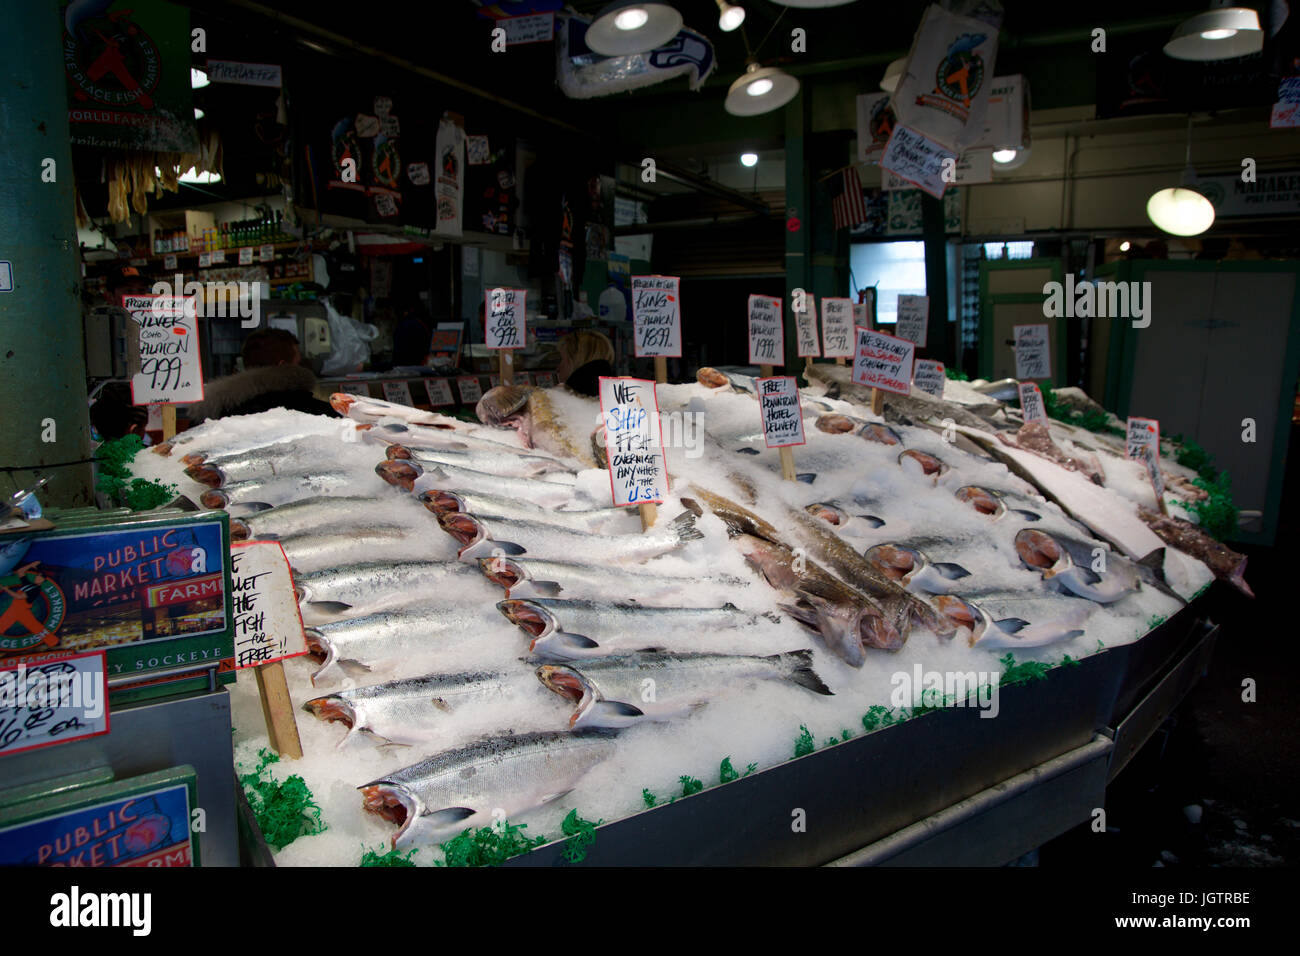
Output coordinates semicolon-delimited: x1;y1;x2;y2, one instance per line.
63;7;162;109
927;34;986;113
0;568;66;655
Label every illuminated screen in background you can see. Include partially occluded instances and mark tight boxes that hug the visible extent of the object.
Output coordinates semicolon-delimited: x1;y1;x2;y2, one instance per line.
848;241;926;325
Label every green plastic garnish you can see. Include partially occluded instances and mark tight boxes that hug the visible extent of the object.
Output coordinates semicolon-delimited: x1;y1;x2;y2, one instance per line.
437;821;545;867
679;775;704;798
998;652;1051;686
360;845;419;867
238;748;325;851
559;809;601;864
793;724;815;758
94;434;176;510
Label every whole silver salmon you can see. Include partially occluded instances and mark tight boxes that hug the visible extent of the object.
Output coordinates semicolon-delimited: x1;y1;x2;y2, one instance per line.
330;392;451;426
199;472;356;510
498;597;767;660
278;528;454;576
863;544;971;595
360;730;618;850
304;670;512;746
478;555;749;603
294;560;490;622
1015;528;1149;604
439;511;700;564
186;437;358;487
418;489;635;534
305;603;506;683
376;460;577;507
366;421;529;453
924;593;1092;650
537;650;832;729
229;495;420;541
385;444;574;479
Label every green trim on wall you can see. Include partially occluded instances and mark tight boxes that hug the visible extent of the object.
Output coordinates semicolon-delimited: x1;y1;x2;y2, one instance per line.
977;258;1065;382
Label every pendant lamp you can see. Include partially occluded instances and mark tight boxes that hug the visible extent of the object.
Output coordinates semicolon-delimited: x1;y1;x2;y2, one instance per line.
1164;4;1263;61
725;61;800;116
1146;120;1215;236
586;2;683;57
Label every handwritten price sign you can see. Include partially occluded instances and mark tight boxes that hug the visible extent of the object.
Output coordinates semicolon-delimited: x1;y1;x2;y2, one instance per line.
1126;417;1161;460
1018;382;1047;424
1014;324;1051;380
598;377;668;507
759;377;806;448
748;294;784;366
913;359;946;398
880;123;956;200
794;297;820;358
231;542;306;670
457;376;483;403
852;327;915;395
425;379;455;407
0;651;109;757
895;295;929;348
123;295;204;405
821;298;855;358
486;288;526;349
632;275;682;357
382;381;413;406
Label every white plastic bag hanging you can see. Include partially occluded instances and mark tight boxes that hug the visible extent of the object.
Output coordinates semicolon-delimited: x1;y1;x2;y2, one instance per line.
319;295;379;375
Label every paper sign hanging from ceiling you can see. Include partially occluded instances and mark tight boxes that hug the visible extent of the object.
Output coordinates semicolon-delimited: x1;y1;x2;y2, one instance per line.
747;294;784;366
434;116;466;238
852;327;915;395
821;298;855;358
880;124;957;200
856;93;896;163
499;12;556;45
794;296;820;358
888;2;1000;151
598;377;668;507
631;275;682;357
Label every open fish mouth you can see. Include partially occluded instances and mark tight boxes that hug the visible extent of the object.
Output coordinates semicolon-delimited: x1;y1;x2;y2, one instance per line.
438;513;486;550
815;414;858;434
497;599;557;644
304;695;356;730
864;544;917;581
359;784;420;850
479;556;524;591
185;464;225;488
418;490;465;515
898;450;947;478
375;460;420;491
536;665;593;728
930;594;983;642
199;489;230;509
385;445;416;461
1015;529;1065;575
697;367;730;389
330;393;358;416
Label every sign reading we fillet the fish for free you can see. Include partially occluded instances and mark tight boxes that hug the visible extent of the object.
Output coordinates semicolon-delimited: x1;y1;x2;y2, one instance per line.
748;295;784;365
230;541;306;670
598;377;668;507
758;377;807;448
485;288;526;349
631;275;682;357
821;298;855;358
1019;382;1047;424
852;327;915;395
123;295;204;406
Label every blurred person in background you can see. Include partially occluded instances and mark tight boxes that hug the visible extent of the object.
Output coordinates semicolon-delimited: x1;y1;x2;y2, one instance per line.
555;330;614;397
184;328;335;422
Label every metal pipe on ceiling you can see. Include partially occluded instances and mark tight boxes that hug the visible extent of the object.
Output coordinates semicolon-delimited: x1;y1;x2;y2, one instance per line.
615;212;773;234
637;162;772;214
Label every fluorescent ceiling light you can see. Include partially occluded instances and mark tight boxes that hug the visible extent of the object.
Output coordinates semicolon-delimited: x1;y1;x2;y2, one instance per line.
880;56;906;92
1164;6;1262;60
725;63;800;116
1147;186;1214;236
586;1;682;56
190;67;209;89
717;1;745;32
740;152;758;167
194;107;204;120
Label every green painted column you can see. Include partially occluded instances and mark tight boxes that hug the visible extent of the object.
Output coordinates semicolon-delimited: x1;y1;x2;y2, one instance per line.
0;2;94;507
921;193;952;367
783;87;811;375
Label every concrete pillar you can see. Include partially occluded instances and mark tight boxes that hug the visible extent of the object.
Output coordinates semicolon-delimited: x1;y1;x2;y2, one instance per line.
0;2;94;508
784;87;811;374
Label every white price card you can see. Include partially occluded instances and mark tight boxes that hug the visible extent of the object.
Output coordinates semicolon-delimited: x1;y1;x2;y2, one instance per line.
794;296;820;358
163;254;177;271
895;294;929;348
259;244;275;263
821;298;855;358
533;371;557;387
382;381;412;406
230;542;307;670
880;123;957;200
197;252;212;268
456;376;483;404
0;651;109;757
339;382;370;397
211;249;226;264
1014;324;1051;380
758;377;807;448
632;275;681;357
1018;381;1047;424
598;377;668;507
913;359;946;398
852;327;915;395
747;294;784;366
1126;417;1161;460
485;288;526;349
853;301;870;330
123;294;204;405
425;379;455;406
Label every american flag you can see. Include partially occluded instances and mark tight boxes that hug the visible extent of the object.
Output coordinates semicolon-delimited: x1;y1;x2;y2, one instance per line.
831;166;868;230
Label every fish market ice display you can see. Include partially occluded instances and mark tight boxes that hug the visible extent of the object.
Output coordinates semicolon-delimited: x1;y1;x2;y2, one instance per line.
126;373;1229;865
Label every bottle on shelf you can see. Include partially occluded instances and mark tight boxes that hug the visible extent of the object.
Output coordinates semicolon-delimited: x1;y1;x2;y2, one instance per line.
153;229;162;255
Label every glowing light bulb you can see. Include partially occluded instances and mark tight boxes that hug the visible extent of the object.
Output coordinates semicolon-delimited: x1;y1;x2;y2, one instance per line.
1120;241;1131;252
747;77;774;97
1200;28;1237;40
992;149;1018;164
615;7;649;30
740;152;758;167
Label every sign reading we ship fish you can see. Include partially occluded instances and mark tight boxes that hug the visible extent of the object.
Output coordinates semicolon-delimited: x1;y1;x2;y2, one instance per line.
230;542;305;670
485;288;526;349
759;377;806;448
123;295;204;405
598;377;668;507
852;327;914;395
748;295;784;365
631;275;681;357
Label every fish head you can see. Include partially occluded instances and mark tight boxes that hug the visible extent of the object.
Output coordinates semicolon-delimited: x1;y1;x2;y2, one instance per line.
815;414;859;435
864;544;919;582
303;629;337;685
781;590;868;667
955;485;1006;519
498;598;558;644
304;693;357;729
737;535;800;591
478;555;527;593
199;489;230;510
185;463;224;488
178;451;204;465
330;393;357;416
229;518;251;542
375;460;421;492
697;367;729;389
536;664;599;728
476;386;534;445
863;423;904;446
931;594;986;645
419;489;466;515
859;610;905;652
1015;529;1069;577
154;442;177;458
385;444;414;461
898;450;947;480
806;502;849;526
439;513;493;559
358;782;425;851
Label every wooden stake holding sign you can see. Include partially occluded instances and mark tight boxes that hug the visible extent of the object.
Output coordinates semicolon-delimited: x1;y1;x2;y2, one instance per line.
231;541;310;758
745;293;804;481
1127;416;1168;515
629;274;682;528
598;377;669;531
486;288;526;387
758;376;805;482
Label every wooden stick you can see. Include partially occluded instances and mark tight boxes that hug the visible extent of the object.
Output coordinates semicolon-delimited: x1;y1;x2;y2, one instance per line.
779;446;798;482
253;661;303;759
836;357;846;366
803;356;812;373
499;349;514;386
161;405;176;441
638;503;658;529
760;364;774;377
871;388;884;415
654;356;667;385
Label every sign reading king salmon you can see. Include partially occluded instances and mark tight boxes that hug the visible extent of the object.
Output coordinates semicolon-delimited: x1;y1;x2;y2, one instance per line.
852;327;915;395
123;295;203;405
631;275;681;357
747;295;784;366
598;377;668;507
485;288;526;349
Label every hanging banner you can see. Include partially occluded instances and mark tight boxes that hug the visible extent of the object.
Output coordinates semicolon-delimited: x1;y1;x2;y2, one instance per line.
62;0;198;152
485;288;526;349
821;298;855;358
124;295;203;406
856;93;896;164
889;2;1000;151
631;275;682;358
434;115;466;238
880;124;957;200
598;377;668;507
794;296;820;358
852;327;915;395
758;377;806;448
747;294;784;366
557;13;715;100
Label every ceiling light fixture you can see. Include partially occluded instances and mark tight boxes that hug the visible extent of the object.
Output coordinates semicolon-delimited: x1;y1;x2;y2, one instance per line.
716;0;745;32
879;56;906;92
1164;5;1262;60
725;61;800;115
157;165;222;185
766;0;859;7
991;146;1030;170
194;107;205;120
586;1;683;56
740;152;758;167
1146;119;1215;236
1120;241;1131;251
190;67;209;89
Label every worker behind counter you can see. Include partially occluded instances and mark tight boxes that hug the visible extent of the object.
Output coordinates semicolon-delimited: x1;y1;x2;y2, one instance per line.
183;329;336;423
555;330;614;398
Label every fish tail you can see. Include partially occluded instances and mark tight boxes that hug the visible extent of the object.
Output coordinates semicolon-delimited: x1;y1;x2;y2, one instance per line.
1228;556;1255;598
767;649;834;696
669;510;705;545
